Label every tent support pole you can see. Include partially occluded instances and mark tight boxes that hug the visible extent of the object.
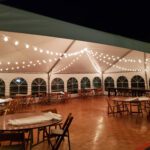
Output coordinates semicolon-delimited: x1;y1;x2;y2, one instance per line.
47;40;75;99
144;53;148;89
104;70;143;74
101;71;104;95
47;73;51;102
48;40;75;74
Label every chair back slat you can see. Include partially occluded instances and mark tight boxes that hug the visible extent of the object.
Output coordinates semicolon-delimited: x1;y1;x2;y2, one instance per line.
62;113;72;129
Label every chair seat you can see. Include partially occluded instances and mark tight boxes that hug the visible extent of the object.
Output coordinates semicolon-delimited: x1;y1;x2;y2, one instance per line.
51;129;64;135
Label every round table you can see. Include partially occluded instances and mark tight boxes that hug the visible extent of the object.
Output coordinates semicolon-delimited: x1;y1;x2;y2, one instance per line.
0;112;61;131
0;112;62;148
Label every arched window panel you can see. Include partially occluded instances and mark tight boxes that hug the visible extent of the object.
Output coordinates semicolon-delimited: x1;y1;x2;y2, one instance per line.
93;77;101;88
10;77;28;96
32;78;47;96
131;75;145;89
117;76;128;88
0;79;5;97
51;78;64;92
104;77;114;91
67;77;78;93
81;77;91;89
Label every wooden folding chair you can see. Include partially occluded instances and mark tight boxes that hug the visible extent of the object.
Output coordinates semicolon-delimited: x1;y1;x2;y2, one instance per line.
37;108;62;143
47;113;73;150
130;100;143;117
106;98;125;116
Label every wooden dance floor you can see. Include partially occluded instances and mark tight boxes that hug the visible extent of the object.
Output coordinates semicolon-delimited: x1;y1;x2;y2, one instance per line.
11;96;150;150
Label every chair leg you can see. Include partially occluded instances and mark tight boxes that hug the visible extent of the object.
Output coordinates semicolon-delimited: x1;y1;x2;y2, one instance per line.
28;130;34;150
42;129;45;141
43;127;48;141
67;131;71;150
108;106;114;116
37;130;40;143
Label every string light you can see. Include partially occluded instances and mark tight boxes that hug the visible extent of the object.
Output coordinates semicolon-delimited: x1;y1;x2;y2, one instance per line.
39;49;43;53
1;34;89;57
3;36;9;42
0;58;56;72
33;47;38;51
14;41;19;46
1;33;150;73
92;51;147;72
53;54;82;74
25;44;29;49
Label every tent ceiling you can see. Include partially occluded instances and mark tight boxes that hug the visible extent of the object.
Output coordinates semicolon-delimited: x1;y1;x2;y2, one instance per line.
1;31;150;74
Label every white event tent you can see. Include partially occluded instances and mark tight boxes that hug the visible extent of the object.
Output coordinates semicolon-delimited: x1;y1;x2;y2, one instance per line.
0;4;150;96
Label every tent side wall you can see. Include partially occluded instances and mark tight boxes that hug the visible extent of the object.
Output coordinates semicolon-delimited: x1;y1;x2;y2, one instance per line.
0;72;149;96
0;73;101;96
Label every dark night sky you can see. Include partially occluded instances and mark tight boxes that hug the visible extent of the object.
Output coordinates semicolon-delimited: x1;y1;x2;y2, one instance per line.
1;0;150;43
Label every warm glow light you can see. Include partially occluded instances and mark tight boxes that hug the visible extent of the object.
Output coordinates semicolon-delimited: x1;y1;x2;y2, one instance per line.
40;49;43;53
3;36;9;42
14;41;19;46
33;47;38;51
138;59;142;63
25;44;29;49
43;60;47;63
